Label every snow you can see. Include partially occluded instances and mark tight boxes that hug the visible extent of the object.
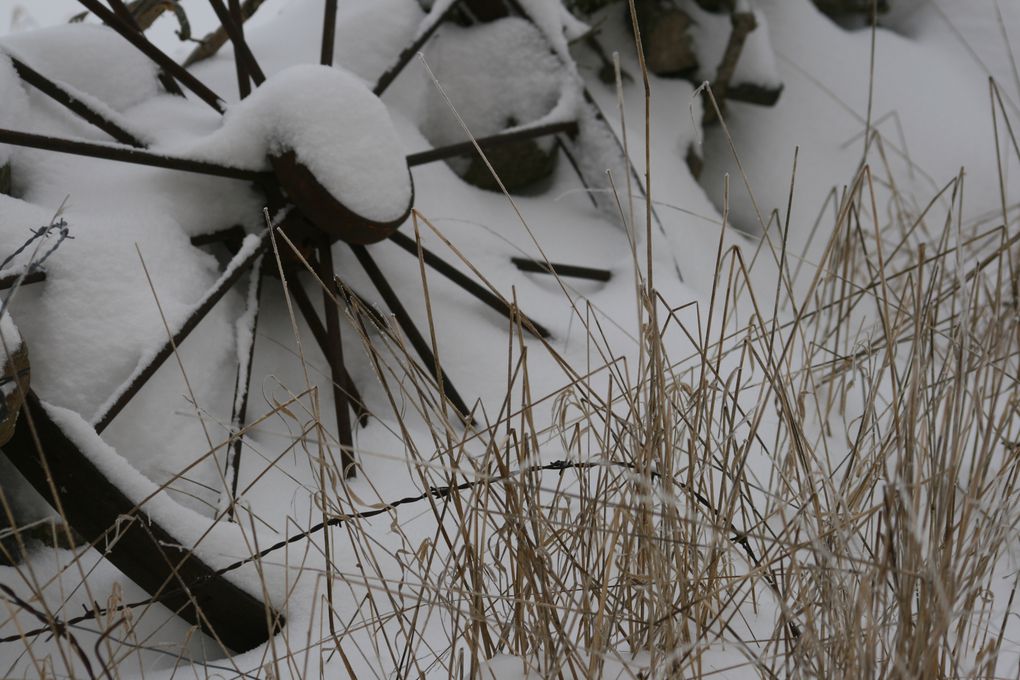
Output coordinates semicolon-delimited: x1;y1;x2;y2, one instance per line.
192;0;424;89
0;23;160;112
184;64;412;224
1;0;1020;677
680;0;783;90
0;52;28;166
42;397;282;604
419;18;580;161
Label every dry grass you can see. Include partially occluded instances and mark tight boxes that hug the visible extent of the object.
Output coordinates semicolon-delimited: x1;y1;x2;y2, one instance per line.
3;19;1020;680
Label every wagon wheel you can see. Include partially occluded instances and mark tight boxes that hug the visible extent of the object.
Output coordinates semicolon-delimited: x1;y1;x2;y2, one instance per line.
0;0;627;656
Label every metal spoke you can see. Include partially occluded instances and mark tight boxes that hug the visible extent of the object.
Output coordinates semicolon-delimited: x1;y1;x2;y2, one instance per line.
9;57;145;147
225;257;264;520
387;230;550;339
0;128;269;182
207;0;266;86
228;0;252;98
106;0;143;30
321;0;338;66
372;0;464;96
316;238;356;477
0;270;45;290
76;0;225;113
511;257;612;282
406;120;577;167
555;135;598;208
94;228;271;433
350;244;474;422
190;225;247;248
288;279;369;427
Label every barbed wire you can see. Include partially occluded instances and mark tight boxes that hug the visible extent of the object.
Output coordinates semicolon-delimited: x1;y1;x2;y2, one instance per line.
0;219;73;274
0;219;72;321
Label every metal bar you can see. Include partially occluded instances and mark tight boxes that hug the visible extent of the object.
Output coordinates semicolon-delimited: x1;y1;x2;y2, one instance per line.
9;57;145;148
387;230;550;339
288;280;369;427
85;0;184;95
207;0;266;85
106;0;142;29
228;0;252;98
94;230;270;433
225;257;263;519
350;244;474;421
463;0;510;21
0;128;269;182
76;0;225;113
183;0;267;68
511;257;612;282
555;135;598;208
372;0;463;96
0;269;45;290
3;390;279;651
320;0;338;66
316;239;356;477
406;120;577;167
190;225;247;247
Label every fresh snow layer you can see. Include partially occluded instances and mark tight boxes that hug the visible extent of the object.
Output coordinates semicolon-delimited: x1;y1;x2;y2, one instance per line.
185;64;412;223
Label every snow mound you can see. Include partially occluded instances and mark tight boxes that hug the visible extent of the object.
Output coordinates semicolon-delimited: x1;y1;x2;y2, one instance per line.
0;23;160;111
420;17;579;149
187;64;412;224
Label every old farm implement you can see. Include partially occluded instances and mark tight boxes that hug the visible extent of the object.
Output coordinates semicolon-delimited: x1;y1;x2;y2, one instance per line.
0;0;779;655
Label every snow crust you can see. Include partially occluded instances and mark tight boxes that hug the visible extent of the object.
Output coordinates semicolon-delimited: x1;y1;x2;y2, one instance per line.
185;64;412;223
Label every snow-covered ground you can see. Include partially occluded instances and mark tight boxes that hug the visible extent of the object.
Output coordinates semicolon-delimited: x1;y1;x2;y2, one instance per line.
1;1;1019;677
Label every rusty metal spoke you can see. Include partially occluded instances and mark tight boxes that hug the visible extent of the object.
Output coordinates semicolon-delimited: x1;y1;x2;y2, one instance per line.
288;279;369;427
94;228;271;433
387;230;550;339
190;225;247;248
0;128;269;182
372;0;464;96
207;0;266;86
406;120;577;167
321;0;338;66
225;256;263;520
511;257;612;282
8;57;145;147
350;244;474;422
228;0;252;98
0;270;45;291
76;0;225;113
315;238;356;477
